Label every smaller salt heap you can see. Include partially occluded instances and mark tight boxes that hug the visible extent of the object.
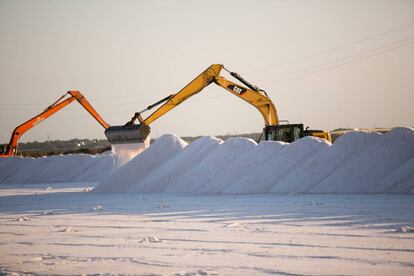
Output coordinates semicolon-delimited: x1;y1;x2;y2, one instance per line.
0;154;115;183
94;134;187;193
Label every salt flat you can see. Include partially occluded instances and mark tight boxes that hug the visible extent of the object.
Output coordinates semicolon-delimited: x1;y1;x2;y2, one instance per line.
1;183;413;275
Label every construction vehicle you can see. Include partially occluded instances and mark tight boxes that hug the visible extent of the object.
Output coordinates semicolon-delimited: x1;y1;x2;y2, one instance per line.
104;64;331;144
0;91;110;157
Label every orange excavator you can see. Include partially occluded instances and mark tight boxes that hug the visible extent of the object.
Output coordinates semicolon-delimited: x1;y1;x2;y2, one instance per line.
0;91;110;157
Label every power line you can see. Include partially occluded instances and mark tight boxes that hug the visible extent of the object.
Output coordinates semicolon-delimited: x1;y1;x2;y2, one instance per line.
247;21;414;74
264;38;414;87
255;36;414;84
0;86;227;113
1;36;411;121
0;99;146;112
1;22;413;109
0;86;182;107
0;92;229;120
0;94;166;111
89;86;183;102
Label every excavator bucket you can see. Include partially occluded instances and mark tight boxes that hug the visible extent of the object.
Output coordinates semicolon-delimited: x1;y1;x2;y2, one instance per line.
104;124;151;167
104;124;150;144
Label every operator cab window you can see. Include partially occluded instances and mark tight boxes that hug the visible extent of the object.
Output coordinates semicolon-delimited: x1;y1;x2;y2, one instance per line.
268;125;302;143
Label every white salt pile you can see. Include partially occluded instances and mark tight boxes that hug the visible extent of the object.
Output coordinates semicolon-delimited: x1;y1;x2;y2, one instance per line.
380;156;414;194
93;134;187;193
208;140;287;193
1;127;414;194
164;137;257;193
0;154;115;183
224;137;330;194
129;136;223;193
0;156;41;183
311;127;414;193
28;154;91;183
68;153;115;182
269;131;381;193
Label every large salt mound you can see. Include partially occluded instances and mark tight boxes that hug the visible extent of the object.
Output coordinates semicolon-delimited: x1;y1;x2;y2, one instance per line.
0;154;115;184
269;131;381;194
0;157;39;183
1;127;413;194
311;127;414;193
94;134;187;193
129;136;223;193
69;153;115;182
380;156;414;194
28;154;92;183
205;141;287;193
164;137;257;193
223;137;330;194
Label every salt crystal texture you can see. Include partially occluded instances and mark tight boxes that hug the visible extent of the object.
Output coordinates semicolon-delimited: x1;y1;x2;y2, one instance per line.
270;131;380;193
164;137;257;193
311;128;414;193
0;153;115;183
129;136;223;193
94;134;187;193
70;153;115;182
375;156;414;194
215;140;287;194
224;137;329;194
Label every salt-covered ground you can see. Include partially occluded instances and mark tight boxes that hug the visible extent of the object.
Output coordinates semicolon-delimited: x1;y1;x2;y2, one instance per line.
1;183;414;275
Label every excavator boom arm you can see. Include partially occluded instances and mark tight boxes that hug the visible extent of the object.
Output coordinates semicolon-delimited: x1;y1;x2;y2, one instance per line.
104;64;331;145
3;97;75;156
69;91;110;129
143;64;223;125
1;91;109;157
105;64;278;145
213;76;279;126
141;64;278;126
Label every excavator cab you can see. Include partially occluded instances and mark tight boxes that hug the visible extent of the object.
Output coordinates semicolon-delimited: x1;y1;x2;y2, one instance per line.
0;144;6;155
264;124;332;143
265;124;304;143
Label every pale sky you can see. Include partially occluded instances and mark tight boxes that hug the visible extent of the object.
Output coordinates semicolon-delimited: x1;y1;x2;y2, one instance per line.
1;0;413;143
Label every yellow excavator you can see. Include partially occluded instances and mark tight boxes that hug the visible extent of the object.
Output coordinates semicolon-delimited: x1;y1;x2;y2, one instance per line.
105;64;331;144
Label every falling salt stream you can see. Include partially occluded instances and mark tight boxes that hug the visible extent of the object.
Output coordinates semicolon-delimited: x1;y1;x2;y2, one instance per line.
110;139;150;168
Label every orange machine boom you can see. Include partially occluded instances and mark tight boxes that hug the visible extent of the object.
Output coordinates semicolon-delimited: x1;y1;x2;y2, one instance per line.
0;91;110;157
